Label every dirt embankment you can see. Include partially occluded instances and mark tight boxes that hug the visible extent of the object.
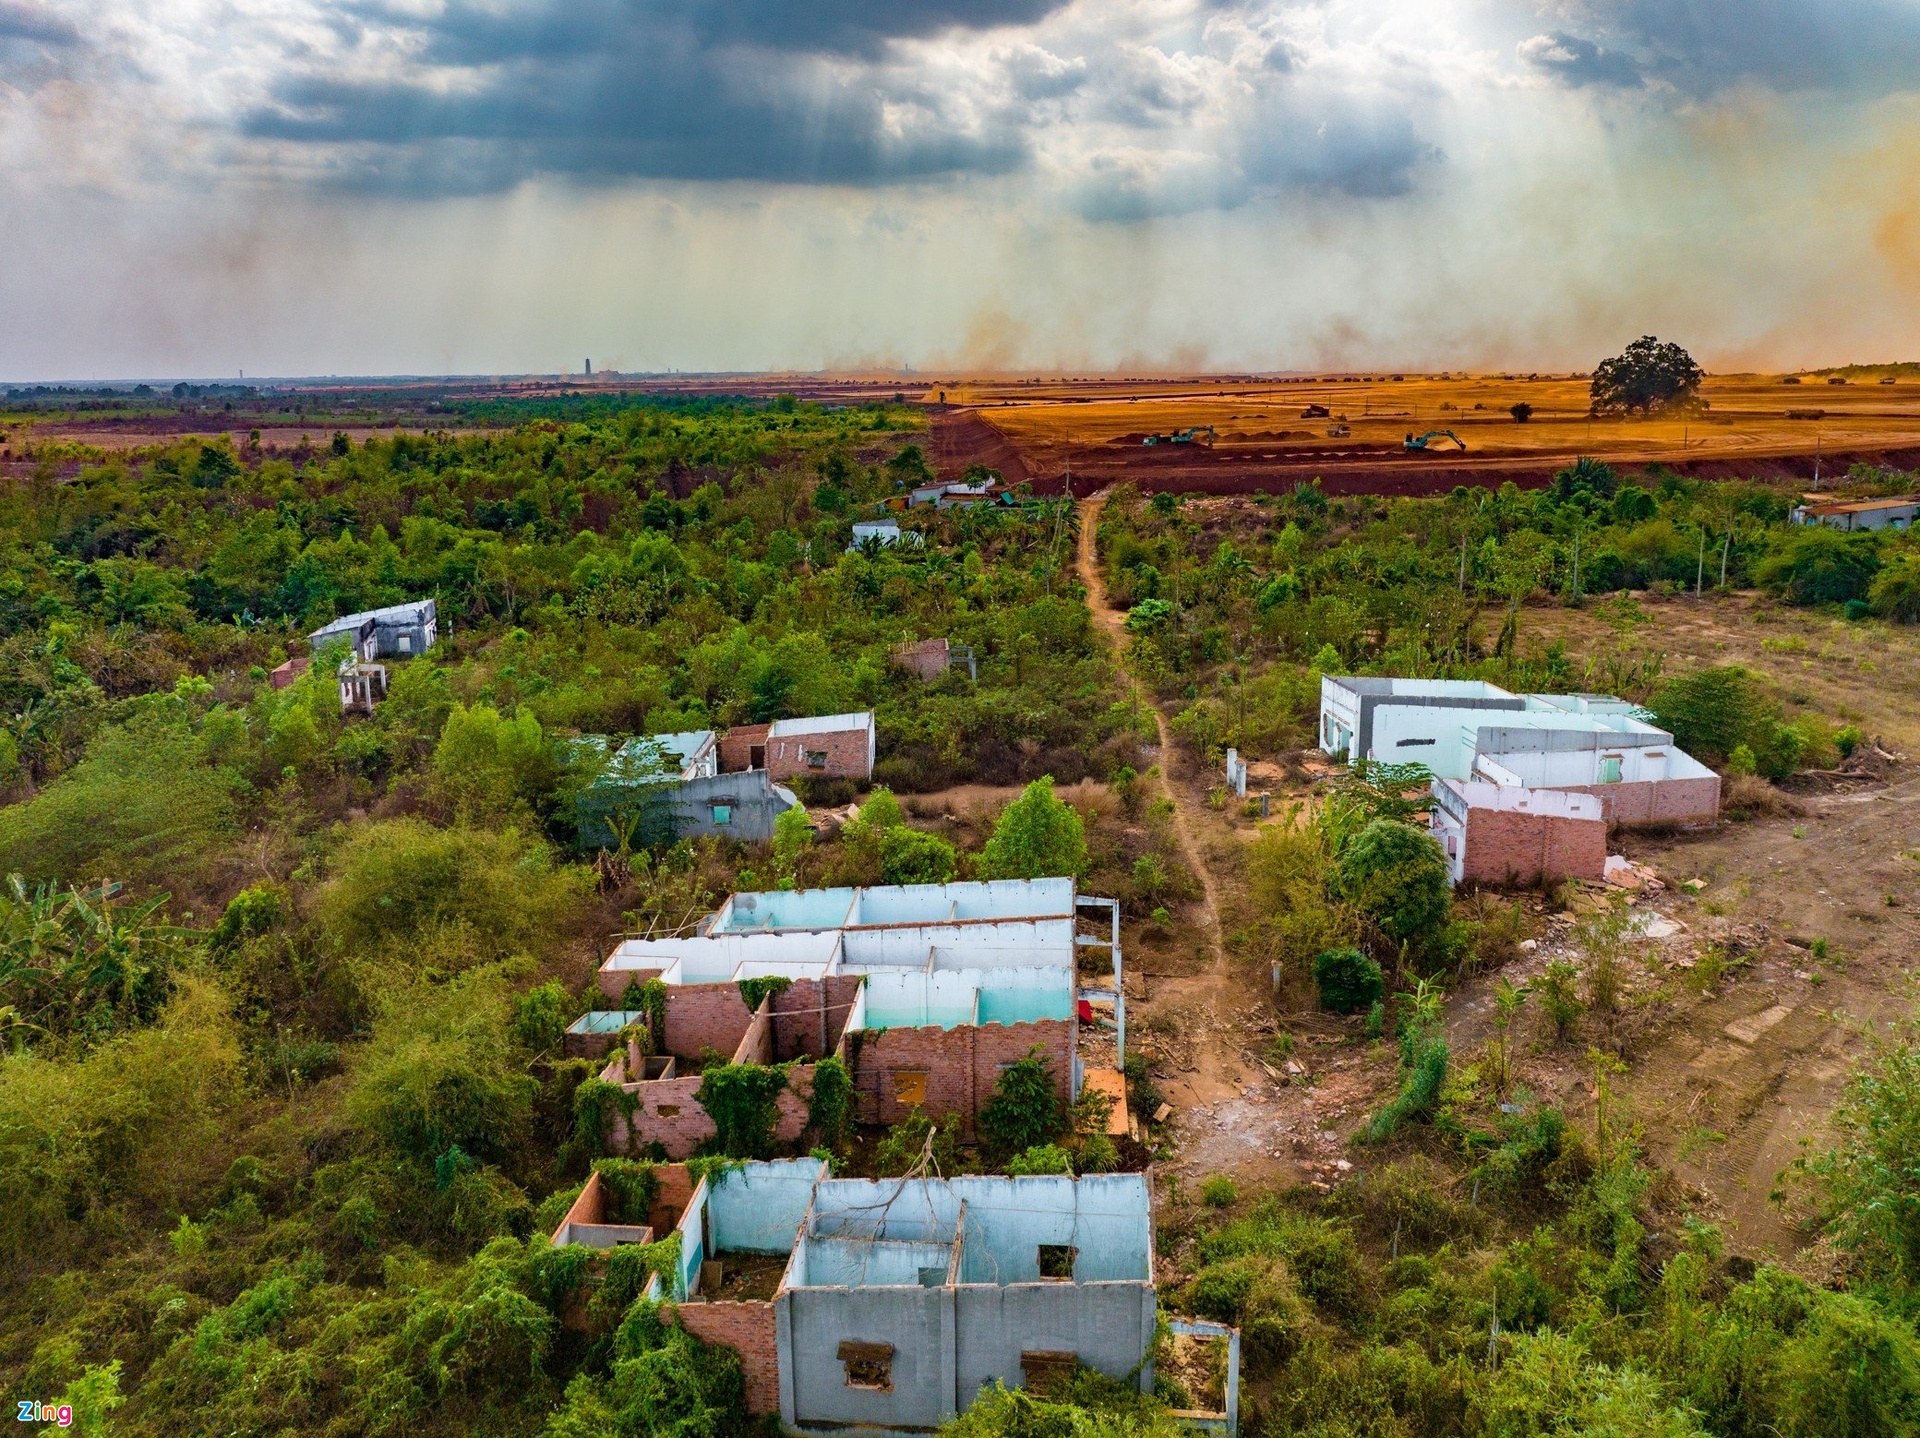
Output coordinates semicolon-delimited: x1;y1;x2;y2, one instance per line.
926;408;1031;486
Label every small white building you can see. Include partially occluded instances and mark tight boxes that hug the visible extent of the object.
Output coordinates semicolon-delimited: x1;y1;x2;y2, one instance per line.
1790;495;1917;531
1319;675;1720;827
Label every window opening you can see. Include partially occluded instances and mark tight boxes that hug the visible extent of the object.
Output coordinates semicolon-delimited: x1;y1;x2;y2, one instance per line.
893;1071;928;1108
839;1341;894;1391
1037;1245;1076;1280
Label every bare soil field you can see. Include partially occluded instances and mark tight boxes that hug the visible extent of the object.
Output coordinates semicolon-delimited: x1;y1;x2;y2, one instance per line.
936;373;1920;494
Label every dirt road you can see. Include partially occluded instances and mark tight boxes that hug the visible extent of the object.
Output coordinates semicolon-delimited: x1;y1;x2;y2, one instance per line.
1076;492;1225;976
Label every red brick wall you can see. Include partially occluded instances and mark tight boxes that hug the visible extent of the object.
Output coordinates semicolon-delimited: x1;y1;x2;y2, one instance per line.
892;639;950;681
733;1002;776;1065
1555;776;1720;827
614;1066;817;1160
719;724;771;773
769;974;865;1059
674;1300;780;1415
594;964;663;1004
664;984;756;1062
765;725;871;781
1460;807;1607;886
854;1019;1073;1135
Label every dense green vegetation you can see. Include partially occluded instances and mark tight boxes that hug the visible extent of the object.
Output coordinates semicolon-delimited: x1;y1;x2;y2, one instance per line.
0;395;1144;1435
1098;463;1916;767
4;398;1919;1436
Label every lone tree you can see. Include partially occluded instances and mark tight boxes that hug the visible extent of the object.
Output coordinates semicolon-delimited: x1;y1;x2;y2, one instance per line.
1590;336;1704;416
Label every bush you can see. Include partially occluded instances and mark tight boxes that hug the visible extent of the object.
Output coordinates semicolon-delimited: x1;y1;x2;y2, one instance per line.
1314;948;1384;1014
879;826;957;886
315;820;588;971
1650;665;1771;764
1870;554;1920;623
1008;1143;1074;1176
980;1051;1066;1159
1755;527;1881;605
978;777;1088;880
432;702;556;817
1335;820;1451;950
1201;1175;1238;1208
0;713;236;889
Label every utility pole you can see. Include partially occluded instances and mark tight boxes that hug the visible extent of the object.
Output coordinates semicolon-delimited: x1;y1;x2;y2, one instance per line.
1814;435;1822;490
1570;527;1582;605
1720;529;1731;589
1695;528;1706;597
1458;537;1468;593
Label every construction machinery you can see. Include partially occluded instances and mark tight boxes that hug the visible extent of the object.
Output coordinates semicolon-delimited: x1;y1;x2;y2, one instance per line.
1142;426;1215;446
1404;430;1468;452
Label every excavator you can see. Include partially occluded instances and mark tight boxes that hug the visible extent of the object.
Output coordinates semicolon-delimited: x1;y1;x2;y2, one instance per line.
1142;426;1215;446
1404;430;1468;452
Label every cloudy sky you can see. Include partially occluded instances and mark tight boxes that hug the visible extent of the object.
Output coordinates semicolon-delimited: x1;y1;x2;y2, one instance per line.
6;0;1920;378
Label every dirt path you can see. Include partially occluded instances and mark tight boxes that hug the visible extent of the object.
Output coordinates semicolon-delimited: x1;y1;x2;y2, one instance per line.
1077;492;1226;975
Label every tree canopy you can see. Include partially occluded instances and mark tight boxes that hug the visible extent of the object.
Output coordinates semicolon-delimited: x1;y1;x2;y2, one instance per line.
1590;335;1705;415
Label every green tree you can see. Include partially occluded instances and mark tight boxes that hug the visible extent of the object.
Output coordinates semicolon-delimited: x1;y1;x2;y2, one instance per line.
978;777;1087;881
433;701;554;816
1313;948;1384;1014
1590;336;1704;415
979;1050;1065;1159
880;827;958;886
1335;819;1451;949
1870;553;1920;623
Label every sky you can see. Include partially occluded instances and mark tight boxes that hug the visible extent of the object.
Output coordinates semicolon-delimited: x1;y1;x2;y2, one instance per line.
6;0;1920;379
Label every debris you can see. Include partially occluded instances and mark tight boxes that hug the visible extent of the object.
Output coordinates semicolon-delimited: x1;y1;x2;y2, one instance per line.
1519;939;1539;953
1153;1103;1173;1124
1681;879;1707;894
1725;1005;1793;1045
1605;855;1665;891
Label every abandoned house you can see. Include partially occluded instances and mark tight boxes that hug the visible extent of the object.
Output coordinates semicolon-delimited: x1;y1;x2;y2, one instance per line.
1428;779;1608;887
586;879;1124;1159
891;637;978;683
548;1158;1236;1435
1789;494;1918;531
309;598;438;659
573;730;800;848
719;711;877;783
1318;676;1720;832
308;599;438;714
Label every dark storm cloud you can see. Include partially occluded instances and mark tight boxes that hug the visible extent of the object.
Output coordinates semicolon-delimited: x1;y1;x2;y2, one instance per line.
1529;0;1920;96
243;0;1059;189
1517;32;1642;89
0;0;79;45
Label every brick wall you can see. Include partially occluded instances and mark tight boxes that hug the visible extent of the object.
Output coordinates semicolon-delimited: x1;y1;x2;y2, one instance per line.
765;726;872;781
892;638;950;681
1555;775;1720;827
594;964;663;1004
770;974;865;1060
674;1300;781;1414
1460;807;1607;886
664;984;756;1062
734;1002;776;1065
853;1019;1073;1135
613;1066;818;1160
719;723;771;774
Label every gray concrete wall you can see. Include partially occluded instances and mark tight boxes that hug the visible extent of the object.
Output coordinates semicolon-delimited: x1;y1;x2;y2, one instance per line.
785;1285;956;1431
954;1282;1156;1399
1358;693;1524;759
657;770;799;843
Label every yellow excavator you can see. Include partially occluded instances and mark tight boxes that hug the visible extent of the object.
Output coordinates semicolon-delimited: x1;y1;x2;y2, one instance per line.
1404;430;1467;452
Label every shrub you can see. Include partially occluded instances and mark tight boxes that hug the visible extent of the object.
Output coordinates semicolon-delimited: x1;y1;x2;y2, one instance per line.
1335;820;1451;950
314;820;587;971
978;777;1088;881
879;826;957;885
694;1065;789;1160
980;1051;1066;1159
1009;1143;1074;1176
1650;665;1772;764
1869;554;1920;623
1314;948;1384;1014
1754;527;1881;605
0;713;236;889
1201;1175;1238;1208
510;981;571;1055
432;702;556;817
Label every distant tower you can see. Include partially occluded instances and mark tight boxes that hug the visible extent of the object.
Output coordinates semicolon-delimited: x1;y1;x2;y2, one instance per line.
585;358;592;377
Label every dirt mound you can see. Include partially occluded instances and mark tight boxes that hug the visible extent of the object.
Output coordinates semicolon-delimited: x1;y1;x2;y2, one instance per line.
927;408;1031;485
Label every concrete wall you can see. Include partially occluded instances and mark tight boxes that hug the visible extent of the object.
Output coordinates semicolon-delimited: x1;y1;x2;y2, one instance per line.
955;1282;1156;1398
784;1285;955;1431
948;1174;1153;1284
853;1018;1074;1132
707;1160;827;1255
893;638;951;680
654;770;798;843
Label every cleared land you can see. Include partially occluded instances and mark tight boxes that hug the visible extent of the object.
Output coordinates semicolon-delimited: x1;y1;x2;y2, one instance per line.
931;372;1920;493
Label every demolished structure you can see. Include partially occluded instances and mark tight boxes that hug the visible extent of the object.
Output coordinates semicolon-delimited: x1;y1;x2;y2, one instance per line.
548;1158;1233;1434
586;879;1123;1159
1319;676;1719;883
307;599;438;714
